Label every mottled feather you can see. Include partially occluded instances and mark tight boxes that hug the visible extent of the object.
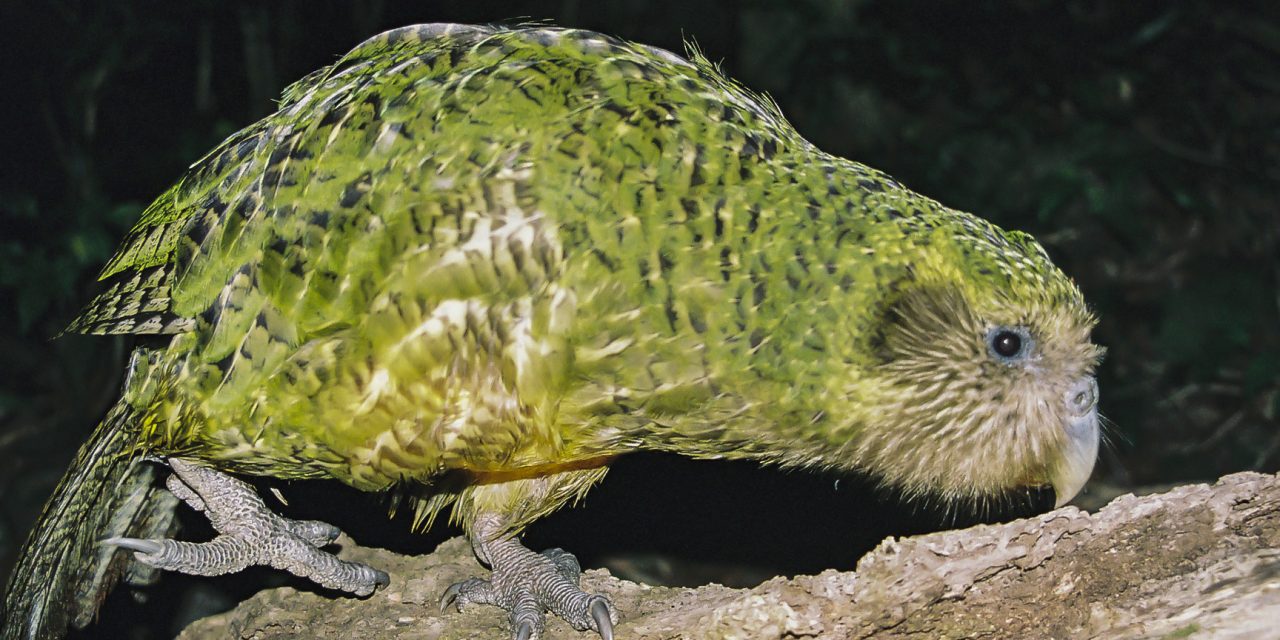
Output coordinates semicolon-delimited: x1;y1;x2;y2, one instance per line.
68;22;1097;535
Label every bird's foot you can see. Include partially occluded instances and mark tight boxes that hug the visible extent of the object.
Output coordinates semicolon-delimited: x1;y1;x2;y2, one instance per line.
441;538;616;640
104;457;388;595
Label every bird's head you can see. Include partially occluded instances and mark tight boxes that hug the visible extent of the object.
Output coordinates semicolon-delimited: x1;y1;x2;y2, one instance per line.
838;211;1103;508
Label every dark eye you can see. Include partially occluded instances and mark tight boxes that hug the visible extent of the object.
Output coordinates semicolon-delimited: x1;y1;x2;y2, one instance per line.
992;331;1022;357
986;326;1031;362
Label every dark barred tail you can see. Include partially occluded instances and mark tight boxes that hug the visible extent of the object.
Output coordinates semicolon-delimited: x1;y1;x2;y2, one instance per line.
2;403;178;640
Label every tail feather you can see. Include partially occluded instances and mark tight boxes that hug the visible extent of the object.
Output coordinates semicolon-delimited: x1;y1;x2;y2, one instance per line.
2;403;178;640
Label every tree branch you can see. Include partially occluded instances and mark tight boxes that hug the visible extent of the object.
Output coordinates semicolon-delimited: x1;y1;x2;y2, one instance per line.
177;471;1280;639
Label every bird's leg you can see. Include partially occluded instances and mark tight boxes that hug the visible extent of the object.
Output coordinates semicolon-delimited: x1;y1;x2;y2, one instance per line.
105;457;389;595
441;514;616;640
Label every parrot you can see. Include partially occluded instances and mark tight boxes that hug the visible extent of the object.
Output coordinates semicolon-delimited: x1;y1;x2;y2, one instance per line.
2;23;1103;640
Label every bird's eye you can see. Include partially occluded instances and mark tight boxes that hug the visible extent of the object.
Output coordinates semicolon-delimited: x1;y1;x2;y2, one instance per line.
986;326;1031;362
992;331;1021;357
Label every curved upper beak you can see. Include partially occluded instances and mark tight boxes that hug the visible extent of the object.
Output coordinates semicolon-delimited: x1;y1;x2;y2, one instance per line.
1050;377;1100;507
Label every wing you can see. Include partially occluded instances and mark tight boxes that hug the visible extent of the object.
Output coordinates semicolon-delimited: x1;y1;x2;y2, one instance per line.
86;25;584;472
63;115;274;336
64;24;503;338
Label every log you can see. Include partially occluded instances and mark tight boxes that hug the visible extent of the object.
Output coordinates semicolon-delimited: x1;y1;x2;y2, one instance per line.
177;471;1280;639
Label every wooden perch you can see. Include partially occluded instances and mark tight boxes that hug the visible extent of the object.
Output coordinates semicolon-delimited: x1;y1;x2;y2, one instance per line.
177;471;1280;639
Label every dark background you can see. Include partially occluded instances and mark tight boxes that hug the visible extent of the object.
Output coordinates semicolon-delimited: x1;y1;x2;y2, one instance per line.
1;1;1277;637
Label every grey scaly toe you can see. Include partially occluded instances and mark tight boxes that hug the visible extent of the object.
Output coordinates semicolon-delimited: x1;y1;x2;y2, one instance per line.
105;458;388;595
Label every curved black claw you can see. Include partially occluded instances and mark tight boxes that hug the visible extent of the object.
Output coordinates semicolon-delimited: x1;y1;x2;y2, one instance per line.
439;577;494;612
440;582;461;612
590;598;614;640
103;537;165;555
439;580;471;612
515;621;534;640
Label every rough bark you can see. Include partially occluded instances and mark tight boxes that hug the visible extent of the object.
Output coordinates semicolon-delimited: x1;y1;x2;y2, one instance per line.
177;472;1280;639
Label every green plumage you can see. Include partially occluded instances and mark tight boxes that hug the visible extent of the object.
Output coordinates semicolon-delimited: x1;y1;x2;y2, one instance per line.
8;23;1102;639
74;20;1094;519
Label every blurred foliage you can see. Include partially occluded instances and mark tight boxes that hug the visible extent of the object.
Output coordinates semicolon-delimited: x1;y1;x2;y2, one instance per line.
0;0;1277;635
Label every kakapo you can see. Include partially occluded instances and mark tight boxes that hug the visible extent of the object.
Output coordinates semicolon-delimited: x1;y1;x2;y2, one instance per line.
4;23;1102;640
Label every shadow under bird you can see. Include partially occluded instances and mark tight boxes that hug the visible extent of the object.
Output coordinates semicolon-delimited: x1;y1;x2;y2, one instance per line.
3;23;1103;640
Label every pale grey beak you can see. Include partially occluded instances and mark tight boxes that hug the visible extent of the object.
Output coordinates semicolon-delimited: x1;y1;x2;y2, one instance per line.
1051;377;1100;507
